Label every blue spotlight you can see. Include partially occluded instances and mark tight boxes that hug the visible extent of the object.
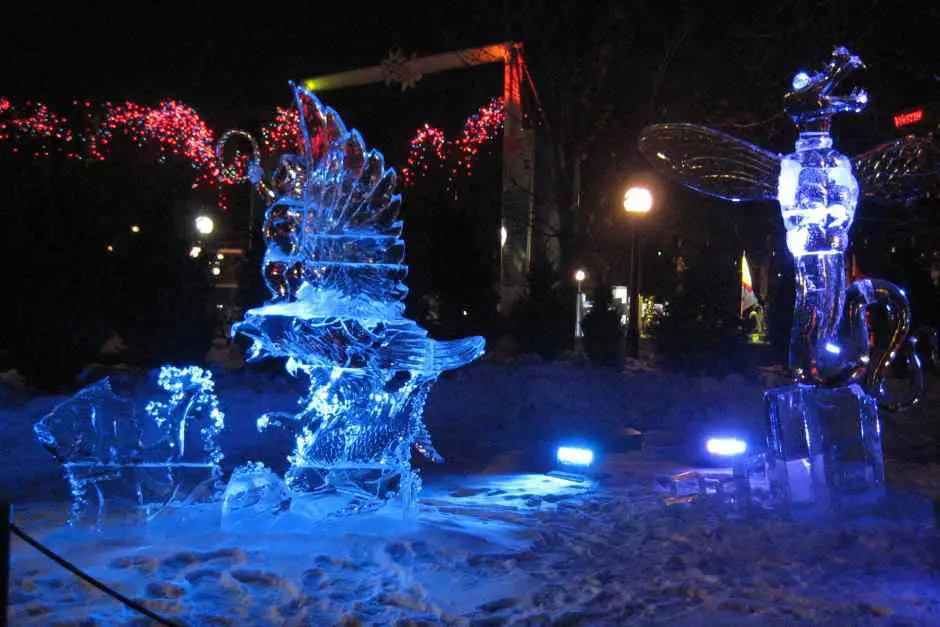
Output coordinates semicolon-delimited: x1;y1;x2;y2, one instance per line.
705;437;748;457
556;446;595;467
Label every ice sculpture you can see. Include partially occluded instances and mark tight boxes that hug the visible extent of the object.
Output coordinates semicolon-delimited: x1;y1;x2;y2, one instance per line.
221;462;292;531
223;84;485;516
34;366;225;525
638;47;938;514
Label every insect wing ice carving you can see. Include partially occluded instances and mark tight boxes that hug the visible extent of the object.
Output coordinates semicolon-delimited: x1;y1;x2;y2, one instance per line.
638;47;939;407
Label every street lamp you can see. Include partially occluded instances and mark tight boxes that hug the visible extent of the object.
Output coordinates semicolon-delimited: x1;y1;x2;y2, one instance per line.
195;215;215;236
574;269;586;339
623;186;653;358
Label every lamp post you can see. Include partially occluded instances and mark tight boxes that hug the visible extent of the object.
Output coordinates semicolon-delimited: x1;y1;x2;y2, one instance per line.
195;215;215;236
574;269;586;338
623;186;652;358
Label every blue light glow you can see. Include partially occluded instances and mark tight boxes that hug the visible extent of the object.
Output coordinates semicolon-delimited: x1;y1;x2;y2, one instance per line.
792;71;812;90
556;446;595;467
824;342;842;355
705;437;748;457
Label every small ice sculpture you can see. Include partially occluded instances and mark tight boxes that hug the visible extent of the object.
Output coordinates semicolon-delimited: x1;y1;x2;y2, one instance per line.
638;47;939;514
221;462;292;531
223;85;485;517
34;366;225;525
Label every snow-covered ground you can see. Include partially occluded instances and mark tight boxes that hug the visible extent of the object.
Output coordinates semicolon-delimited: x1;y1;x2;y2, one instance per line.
2;358;939;625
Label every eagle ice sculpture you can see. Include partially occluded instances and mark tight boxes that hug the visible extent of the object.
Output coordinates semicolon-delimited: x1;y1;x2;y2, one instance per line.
232;85;485;516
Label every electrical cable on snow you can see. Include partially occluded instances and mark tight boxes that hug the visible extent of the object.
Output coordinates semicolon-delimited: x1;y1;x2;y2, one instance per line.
9;523;182;627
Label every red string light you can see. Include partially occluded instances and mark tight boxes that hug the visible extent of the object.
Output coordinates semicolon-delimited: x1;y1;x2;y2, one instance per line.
260;106;302;156
402;124;446;186
0;95;505;205
0;100;74;158
403;97;504;188
452;97;505;180
89;99;233;189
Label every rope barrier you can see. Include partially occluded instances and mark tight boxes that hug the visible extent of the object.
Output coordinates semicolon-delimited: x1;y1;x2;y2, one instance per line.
8;522;182;627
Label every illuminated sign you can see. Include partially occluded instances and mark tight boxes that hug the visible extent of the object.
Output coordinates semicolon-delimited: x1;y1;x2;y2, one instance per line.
893;109;924;128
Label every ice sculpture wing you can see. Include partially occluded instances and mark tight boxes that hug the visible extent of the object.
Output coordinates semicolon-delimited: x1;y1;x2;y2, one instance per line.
265;86;407;307
638;123;781;202
853;136;940;204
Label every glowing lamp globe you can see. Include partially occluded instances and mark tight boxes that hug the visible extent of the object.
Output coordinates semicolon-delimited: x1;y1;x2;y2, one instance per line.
623;187;653;214
195;215;215;236
574;269;586;282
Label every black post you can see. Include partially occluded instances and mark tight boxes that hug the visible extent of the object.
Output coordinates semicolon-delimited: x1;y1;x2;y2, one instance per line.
626;221;641;358
1;501;10;627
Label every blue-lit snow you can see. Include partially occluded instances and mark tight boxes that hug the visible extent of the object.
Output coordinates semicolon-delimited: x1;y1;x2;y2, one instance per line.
3;361;939;624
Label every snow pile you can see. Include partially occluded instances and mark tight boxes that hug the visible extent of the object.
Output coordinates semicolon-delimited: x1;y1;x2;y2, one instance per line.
9;467;938;625
3;361;938;625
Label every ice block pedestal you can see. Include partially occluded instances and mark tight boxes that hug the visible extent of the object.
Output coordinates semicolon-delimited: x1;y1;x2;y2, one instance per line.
764;383;885;517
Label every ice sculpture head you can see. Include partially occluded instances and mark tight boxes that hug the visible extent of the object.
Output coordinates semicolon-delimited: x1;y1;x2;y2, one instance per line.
779;47;865;257
784;46;868;132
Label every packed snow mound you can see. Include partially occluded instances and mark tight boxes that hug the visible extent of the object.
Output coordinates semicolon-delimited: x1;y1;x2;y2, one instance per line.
3;361;938;625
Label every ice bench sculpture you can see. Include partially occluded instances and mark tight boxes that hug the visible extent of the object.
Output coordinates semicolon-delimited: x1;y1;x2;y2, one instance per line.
228;85;485;516
34;366;224;525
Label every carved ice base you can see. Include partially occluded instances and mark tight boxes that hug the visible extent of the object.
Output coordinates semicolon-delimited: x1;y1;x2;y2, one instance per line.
64;462;220;527
286;464;420;520
764;383;885;517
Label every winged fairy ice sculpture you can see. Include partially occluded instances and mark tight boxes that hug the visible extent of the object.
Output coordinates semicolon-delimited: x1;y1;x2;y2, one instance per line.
638;47;939;513
221;84;485;517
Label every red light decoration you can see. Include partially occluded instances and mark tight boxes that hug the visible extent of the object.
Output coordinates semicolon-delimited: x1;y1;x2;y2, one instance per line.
893;109;924;128
0;100;74;157
403;97;505;188
89;99;235;189
452;98;505;180
0;94;505;205
260;106;302;156
402;124;446;186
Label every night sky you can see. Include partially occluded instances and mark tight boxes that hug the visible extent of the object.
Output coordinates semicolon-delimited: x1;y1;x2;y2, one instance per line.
2;1;516;165
3;1;939;161
3;0;940;386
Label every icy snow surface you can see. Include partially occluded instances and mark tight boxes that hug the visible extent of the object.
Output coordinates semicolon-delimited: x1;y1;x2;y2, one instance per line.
3;360;939;625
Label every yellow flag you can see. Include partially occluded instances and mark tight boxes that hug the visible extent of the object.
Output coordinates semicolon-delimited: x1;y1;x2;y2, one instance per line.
741;252;759;317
